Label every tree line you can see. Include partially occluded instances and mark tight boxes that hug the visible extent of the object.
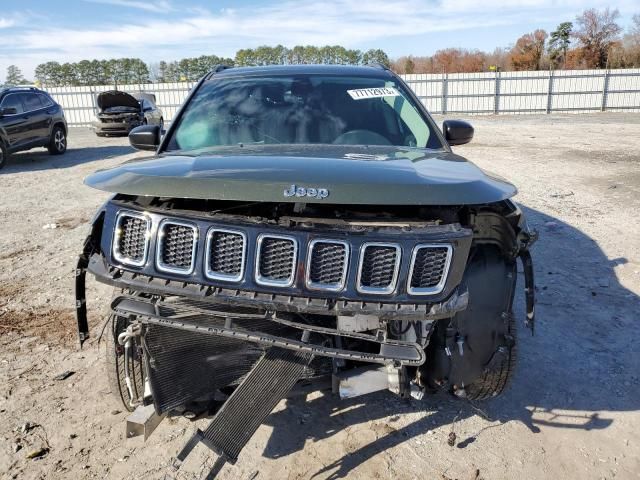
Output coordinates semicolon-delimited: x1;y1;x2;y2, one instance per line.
2;46;390;87
1;8;639;87
393;9;640;73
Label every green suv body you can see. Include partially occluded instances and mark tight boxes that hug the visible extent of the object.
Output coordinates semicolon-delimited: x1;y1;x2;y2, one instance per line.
76;64;536;468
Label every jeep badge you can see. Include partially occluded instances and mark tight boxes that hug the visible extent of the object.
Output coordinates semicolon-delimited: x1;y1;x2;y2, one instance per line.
284;184;329;199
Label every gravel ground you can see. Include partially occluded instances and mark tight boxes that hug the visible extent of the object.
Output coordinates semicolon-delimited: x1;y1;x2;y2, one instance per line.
1;114;639;480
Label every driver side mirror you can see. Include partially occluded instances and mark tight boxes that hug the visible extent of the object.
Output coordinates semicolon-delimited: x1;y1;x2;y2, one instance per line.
0;107;17;117
129;125;160;151
443;120;474;146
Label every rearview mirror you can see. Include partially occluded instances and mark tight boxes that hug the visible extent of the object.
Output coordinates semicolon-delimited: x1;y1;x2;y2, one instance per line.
0;107;18;117
443;120;474;146
129;125;160;151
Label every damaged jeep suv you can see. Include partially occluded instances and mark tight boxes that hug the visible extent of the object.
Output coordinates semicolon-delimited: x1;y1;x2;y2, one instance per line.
76;64;536;468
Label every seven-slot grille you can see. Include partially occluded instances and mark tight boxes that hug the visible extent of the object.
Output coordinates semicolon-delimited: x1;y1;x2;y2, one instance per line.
113;212;150;267
112;211;455;296
156;220;197;273
357;243;401;294
256;235;297;286
306;240;349;290
408;245;452;295
206;229;246;281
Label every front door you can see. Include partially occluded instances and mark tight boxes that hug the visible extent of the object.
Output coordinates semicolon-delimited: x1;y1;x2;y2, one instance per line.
0;93;27;151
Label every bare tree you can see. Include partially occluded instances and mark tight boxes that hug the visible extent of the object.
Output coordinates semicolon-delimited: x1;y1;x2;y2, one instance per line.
573;8;622;68
510;29;548;70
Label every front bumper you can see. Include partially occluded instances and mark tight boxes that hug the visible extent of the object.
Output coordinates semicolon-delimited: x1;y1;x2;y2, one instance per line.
92;119;141;135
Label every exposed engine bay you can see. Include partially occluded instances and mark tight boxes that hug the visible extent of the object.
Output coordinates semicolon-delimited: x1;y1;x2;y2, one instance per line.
91;91;152;136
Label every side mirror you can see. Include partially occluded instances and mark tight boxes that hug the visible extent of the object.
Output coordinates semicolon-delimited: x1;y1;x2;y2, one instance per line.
129;125;160;151
0;107;18;117
443;120;474;146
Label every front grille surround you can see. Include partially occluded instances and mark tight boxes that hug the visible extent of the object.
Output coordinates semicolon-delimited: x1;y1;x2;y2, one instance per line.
156;219;198;275
356;242;402;295
305;239;350;291
107;204;471;302
205;228;247;282
112;210;151;267
407;244;453;295
255;234;298;287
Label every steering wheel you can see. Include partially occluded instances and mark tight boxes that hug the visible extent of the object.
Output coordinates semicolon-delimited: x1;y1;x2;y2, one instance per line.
332;129;392;146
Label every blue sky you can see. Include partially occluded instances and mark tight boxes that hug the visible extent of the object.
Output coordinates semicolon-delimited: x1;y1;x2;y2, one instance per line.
1;0;638;80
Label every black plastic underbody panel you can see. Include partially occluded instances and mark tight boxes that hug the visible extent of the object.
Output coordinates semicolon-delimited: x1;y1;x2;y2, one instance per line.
112;296;426;366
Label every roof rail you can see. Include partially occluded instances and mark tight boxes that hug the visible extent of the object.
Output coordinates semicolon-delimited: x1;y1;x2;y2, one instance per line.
3;86;39;91
204;65;233;80
366;62;389;71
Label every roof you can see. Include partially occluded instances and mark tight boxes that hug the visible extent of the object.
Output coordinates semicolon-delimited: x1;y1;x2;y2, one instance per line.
0;86;44;96
211;64;393;79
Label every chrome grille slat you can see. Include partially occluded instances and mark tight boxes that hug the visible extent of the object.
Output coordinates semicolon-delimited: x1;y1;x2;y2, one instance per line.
357;243;401;295
306;240;349;291
156;220;197;274
407;244;452;295
255;235;297;287
113;211;150;267
206;229;246;282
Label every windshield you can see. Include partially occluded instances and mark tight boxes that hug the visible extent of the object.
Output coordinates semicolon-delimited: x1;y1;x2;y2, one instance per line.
165;74;442;152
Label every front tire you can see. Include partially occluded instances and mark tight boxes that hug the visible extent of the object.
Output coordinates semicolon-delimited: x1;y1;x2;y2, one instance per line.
0;142;7;169
105;313;146;411
465;313;517;400
48;126;67;155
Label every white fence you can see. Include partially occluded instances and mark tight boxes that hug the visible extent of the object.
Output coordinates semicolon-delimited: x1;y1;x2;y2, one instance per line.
47;68;640;127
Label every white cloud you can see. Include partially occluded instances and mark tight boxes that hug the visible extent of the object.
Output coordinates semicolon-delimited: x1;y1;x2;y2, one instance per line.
0;17;16;29
81;0;174;13
1;0;638;78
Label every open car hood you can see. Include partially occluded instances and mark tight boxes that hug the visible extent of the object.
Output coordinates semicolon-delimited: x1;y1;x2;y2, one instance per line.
84;145;517;205
96;90;140;111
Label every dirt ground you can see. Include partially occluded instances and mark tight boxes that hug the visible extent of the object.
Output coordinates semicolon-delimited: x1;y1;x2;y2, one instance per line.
1;114;639;480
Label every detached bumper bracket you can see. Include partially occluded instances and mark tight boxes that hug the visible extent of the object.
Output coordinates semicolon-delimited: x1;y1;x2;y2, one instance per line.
519;249;535;335
75;239;92;348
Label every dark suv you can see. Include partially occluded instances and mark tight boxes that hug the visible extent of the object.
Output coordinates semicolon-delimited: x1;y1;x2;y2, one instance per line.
0;86;67;169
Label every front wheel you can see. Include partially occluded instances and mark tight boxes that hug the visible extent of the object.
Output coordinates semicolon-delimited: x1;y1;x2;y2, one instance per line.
0;142;7;169
465;313;517;400
48;126;67;155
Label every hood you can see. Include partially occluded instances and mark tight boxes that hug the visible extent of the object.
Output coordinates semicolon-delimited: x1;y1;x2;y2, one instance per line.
132;92;156;104
96;90;141;111
84;145;517;205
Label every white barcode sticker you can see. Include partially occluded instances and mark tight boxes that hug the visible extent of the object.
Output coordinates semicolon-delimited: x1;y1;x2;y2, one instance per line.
347;87;400;100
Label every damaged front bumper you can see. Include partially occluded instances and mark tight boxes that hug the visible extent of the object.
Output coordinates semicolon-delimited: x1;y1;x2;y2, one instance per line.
92;114;142;135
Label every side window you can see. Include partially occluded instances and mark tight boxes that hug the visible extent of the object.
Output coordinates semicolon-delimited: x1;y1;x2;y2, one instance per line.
22;93;43;111
0;94;24;114
38;93;54;107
